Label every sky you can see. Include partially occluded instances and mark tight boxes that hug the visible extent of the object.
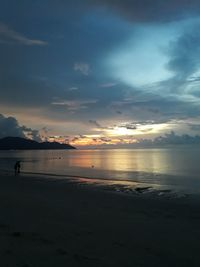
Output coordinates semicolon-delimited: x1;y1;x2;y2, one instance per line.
1;0;200;147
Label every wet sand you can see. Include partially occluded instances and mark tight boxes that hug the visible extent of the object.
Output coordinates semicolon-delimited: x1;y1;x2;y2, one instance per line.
0;171;200;267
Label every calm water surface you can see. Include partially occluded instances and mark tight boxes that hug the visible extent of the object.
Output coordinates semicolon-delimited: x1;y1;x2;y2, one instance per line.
0;148;200;193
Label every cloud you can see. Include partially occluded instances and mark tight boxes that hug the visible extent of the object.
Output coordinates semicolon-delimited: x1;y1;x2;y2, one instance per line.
1;1;200;141
88;120;103;128
0;22;47;46
0;114;42;141
40;127;51;141
167;23;200;80
88;0;200;22
99;137;112;143
0;4;130;121
25;129;42;142
88;120;116;132
99;82;117;88
146;22;200;114
0;75;56;108
188;124;200;131
120;123;137;130
0;114;25;138
74;62;90;75
37;0;200;24
51;99;98;111
139;131;200;146
68;87;79;91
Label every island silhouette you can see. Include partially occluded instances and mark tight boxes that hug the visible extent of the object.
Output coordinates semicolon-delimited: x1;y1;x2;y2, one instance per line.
0;137;76;150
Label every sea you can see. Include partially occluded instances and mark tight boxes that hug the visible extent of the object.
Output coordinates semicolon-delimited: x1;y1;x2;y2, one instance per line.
0;147;200;195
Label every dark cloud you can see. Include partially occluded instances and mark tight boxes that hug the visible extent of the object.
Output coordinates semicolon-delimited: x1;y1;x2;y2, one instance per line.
0;1;130;113
139;131;200;146
153;22;200;111
167;24;200;79
120;123;137;130
48;0;200;23
99;137;112;143
88;120;103;128
119;120;168;130
189;124;200;132
0;114;41;141
1;0;200;142
0;114;25;138
111;93;193;123
88;0;200;22
7;0;200;23
0;76;56;107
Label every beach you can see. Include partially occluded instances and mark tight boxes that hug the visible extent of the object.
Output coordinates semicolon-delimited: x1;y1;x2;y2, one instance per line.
0;172;200;267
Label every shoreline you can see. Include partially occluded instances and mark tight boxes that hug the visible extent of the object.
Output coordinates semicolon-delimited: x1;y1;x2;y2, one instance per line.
1;171;200;266
0;169;194;199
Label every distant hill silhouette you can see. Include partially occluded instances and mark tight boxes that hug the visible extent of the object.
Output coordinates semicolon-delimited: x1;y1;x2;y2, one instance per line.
0;137;76;150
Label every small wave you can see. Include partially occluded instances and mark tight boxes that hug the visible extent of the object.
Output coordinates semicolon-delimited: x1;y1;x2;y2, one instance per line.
20;170;166;187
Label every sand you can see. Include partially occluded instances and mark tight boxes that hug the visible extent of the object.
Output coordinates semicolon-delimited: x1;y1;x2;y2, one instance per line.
0;171;200;267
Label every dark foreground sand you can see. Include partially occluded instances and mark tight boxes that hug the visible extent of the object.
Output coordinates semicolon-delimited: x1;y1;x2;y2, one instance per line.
0;172;200;267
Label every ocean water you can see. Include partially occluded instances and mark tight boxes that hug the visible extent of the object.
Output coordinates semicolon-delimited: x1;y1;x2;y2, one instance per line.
0;147;200;194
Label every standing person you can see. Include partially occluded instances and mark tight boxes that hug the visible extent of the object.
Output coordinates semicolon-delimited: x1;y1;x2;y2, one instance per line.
14;161;21;175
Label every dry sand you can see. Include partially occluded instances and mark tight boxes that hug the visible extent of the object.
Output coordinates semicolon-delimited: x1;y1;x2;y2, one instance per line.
0;171;200;267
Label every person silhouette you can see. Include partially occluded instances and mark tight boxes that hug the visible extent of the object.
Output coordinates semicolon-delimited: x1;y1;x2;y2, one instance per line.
14;161;21;175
